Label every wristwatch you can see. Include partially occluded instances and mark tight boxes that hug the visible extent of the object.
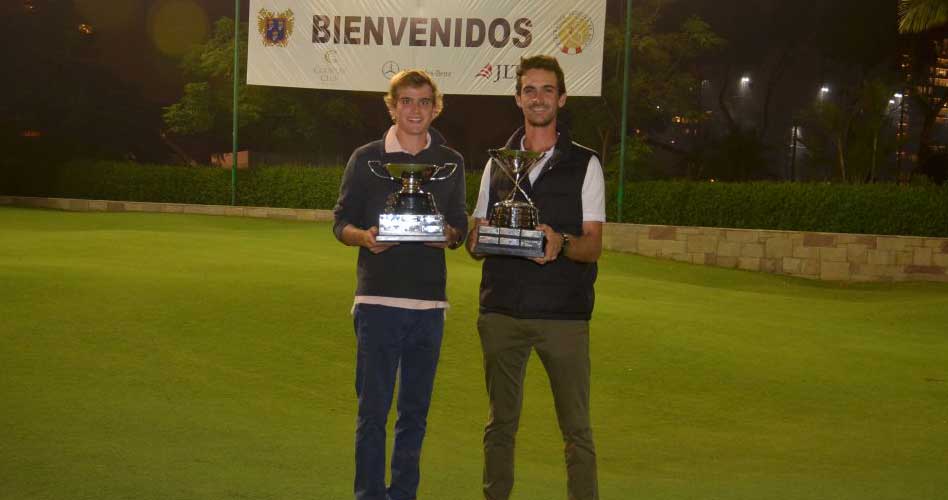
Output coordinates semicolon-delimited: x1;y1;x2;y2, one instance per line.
559;232;571;256
447;227;462;249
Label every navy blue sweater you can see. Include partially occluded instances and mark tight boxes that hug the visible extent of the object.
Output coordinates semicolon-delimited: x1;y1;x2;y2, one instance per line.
332;127;468;301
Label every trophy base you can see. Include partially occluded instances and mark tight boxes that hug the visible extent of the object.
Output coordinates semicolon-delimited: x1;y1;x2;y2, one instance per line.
377;213;446;242
473;225;545;258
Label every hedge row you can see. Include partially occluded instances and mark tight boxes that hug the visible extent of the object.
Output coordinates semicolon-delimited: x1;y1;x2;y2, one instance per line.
3;160;947;237
609;181;948;238
3;160;343;210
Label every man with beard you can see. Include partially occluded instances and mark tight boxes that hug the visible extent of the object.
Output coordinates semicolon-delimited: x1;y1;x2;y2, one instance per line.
334;69;467;500
466;55;605;500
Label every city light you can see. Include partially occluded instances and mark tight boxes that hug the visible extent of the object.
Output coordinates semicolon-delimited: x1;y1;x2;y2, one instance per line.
820;86;830;94
739;75;751;96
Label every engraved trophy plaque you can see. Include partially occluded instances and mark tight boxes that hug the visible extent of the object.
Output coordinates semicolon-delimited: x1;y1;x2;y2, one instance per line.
368;161;457;242
473;148;546;258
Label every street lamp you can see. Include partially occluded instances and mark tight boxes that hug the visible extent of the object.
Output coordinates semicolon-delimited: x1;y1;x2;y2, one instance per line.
739;76;751;93
894;92;907;176
738;75;752;101
819;85;830;101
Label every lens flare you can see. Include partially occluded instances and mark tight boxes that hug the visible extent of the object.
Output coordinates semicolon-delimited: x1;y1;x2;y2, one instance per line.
148;0;208;57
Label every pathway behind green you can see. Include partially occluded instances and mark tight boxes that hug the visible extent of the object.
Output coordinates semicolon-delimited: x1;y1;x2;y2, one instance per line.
2;207;947;500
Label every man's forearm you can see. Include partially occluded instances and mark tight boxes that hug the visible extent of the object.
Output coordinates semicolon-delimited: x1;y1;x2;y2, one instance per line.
465;218;487;259
561;222;602;263
340;224;368;247
561;234;601;262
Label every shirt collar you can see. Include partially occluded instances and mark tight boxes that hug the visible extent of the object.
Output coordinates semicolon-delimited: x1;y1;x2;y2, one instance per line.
385;125;431;154
519;134;557;160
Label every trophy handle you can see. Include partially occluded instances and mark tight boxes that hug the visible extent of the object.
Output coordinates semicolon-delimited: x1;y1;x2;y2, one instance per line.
429;163;457;181
491;158;520;186
491;158;536;207
367;161;395;181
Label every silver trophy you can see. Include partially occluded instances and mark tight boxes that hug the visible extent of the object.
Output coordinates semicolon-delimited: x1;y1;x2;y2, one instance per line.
474;148;546;258
368;161;457;242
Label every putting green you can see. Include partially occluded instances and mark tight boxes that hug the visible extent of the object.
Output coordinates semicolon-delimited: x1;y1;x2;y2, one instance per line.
2;207;947;500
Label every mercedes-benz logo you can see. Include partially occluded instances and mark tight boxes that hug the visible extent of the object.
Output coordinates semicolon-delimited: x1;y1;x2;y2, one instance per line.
382;60;400;79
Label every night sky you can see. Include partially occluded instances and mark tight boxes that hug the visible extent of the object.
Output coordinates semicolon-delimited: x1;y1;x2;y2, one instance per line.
40;0;900;170
77;0;244;103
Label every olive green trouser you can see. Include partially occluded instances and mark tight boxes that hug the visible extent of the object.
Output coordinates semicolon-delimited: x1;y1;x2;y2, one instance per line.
477;312;599;500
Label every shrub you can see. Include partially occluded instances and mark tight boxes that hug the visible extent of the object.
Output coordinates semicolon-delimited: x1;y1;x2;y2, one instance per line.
4;161;947;237
613;181;948;237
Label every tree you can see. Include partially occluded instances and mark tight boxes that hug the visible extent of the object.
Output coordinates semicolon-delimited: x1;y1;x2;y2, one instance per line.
798;78;899;182
899;0;948;33
163;18;364;164
686;0;832;180
566;0;724;178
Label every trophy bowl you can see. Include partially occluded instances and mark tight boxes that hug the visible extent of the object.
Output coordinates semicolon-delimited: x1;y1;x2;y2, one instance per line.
473;149;546;258
368;161;457;242
491;200;539;229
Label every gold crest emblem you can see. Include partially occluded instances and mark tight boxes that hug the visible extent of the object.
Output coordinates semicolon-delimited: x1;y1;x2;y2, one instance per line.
556;11;594;55
257;8;294;47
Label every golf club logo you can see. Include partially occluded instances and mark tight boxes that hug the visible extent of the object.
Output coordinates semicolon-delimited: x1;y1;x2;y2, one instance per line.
257;8;294;47
556;11;593;55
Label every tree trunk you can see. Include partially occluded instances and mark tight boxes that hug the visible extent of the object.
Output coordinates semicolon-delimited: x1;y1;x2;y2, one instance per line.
918;106;940;165
599;127;611;174
718;64;738;132
159;130;198;166
835;135;847;182
760;44;793;140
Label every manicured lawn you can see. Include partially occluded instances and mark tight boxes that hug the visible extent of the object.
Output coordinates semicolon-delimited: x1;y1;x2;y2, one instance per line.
2;207;947;500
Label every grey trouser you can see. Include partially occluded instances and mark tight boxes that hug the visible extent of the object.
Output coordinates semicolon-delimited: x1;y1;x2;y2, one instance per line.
477;312;599;500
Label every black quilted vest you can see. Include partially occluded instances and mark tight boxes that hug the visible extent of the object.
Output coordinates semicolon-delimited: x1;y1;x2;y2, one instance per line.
479;126;599;320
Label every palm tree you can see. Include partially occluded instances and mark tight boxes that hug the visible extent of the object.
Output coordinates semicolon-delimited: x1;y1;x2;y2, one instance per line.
899;0;948;33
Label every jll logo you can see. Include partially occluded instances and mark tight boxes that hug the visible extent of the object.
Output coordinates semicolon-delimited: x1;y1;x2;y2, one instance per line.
476;63;518;83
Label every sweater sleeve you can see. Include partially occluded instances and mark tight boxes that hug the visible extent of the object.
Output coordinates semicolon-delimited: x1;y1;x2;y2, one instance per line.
444;154;469;244
333;149;364;242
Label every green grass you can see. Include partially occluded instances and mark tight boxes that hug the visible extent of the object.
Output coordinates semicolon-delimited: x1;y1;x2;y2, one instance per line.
2;207;947;500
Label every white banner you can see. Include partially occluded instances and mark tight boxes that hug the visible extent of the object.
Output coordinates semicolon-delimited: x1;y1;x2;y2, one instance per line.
247;0;606;96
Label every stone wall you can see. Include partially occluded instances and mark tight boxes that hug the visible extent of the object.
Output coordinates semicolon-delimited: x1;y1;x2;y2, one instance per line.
0;195;333;222
3;195;946;282
603;223;948;282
